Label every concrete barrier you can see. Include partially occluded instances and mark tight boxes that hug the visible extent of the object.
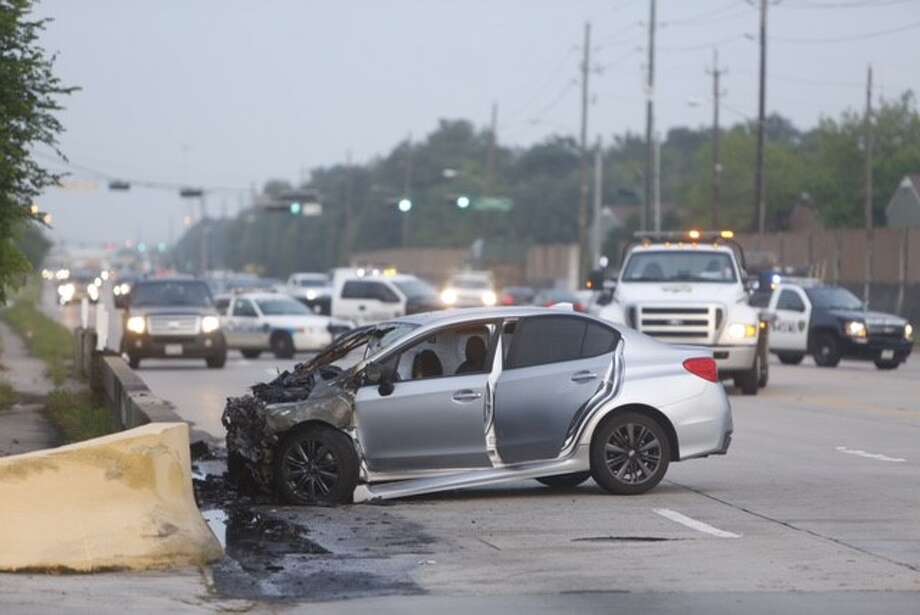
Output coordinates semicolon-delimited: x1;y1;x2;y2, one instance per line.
0;422;223;572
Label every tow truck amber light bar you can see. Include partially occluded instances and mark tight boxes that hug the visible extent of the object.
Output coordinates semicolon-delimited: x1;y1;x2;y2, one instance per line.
634;230;735;241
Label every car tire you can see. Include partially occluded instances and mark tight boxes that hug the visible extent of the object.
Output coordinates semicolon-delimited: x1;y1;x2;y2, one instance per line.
240;349;262;359
535;472;591;489
812;333;841;367
778;352;805;365
733;352;760;396
128;355;141;369
874;360;900;370
274;424;359;506
757;347;769;388
590;412;671;496
271;332;295;359
206;350;227;369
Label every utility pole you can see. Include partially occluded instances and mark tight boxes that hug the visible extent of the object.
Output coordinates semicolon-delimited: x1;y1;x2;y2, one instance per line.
592;136;603;270
643;0;657;232
578;22;592;283
402;134;413;248
863;65;874;308
486;102;498;194
753;0;768;234
654;133;661;231
342;149;354;264
707;49;725;229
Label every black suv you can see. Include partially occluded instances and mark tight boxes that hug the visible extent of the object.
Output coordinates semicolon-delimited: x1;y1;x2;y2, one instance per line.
119;279;227;369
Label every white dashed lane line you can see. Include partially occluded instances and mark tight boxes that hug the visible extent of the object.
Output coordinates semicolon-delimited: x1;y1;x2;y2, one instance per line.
653;508;741;538
835;446;906;463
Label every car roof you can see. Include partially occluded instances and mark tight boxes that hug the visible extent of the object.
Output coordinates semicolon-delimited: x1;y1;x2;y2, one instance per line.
392;306;610;328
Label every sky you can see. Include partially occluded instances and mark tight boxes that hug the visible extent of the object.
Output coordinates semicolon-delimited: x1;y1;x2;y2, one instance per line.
33;0;920;246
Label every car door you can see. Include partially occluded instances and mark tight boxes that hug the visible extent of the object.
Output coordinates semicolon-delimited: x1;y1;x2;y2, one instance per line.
771;287;810;352
353;322;497;472
494;315;620;464
228;298;261;348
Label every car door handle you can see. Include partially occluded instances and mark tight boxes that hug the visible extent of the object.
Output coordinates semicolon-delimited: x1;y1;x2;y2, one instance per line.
451;390;482;403
571;370;597;383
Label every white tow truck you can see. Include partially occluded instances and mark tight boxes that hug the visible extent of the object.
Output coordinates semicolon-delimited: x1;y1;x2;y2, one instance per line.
329;269;444;326
595;230;769;394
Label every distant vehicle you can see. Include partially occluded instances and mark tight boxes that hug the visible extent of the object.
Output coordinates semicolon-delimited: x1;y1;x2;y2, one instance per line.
440;271;497;308
57;269;102;305
596;231;769;395
763;280;913;370
119;278;226;369
286;272;332;315
331;272;442;326
221;292;352;359
533;289;587;312
223;307;733;505
499;286;536;306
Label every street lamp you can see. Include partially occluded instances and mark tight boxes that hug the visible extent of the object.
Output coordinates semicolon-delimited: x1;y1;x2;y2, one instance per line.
398;198;412;213
456;195;471;209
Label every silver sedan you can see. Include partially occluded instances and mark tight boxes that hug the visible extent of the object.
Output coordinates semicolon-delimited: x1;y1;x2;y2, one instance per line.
223;306;733;505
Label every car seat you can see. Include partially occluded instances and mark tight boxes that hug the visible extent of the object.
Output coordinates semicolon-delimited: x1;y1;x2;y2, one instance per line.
456;336;487;374
412;349;443;379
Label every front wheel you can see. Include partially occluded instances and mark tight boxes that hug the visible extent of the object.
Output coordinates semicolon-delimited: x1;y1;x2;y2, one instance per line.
733;352;760;396
874;359;900;370
812;333;841;368
536;472;591;489
128;355;141;369
590;413;671;496
274;425;359;505
206;350;227;369
271;332;295;359
757;348;769;388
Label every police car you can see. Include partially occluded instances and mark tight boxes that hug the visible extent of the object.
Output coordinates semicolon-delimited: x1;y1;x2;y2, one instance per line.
757;278;913;370
218;292;353;359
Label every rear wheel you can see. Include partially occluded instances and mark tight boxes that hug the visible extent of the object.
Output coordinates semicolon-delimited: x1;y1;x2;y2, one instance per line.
778;352;805;365
274;425;359;505
812;333;841;367
874;359;900;370
590;413;671;496
536;472;591;489
240;349;262;359
271;332;295;359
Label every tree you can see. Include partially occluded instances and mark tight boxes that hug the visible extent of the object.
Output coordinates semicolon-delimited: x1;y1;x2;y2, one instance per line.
0;0;75;299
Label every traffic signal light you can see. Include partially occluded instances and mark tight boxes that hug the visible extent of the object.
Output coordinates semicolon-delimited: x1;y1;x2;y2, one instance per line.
290;202;302;215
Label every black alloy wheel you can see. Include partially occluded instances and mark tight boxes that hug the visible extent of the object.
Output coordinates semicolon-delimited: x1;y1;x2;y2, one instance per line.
590;413;671;495
274;425;358;505
812;333;841;368
536;472;591;489
271;332;295;359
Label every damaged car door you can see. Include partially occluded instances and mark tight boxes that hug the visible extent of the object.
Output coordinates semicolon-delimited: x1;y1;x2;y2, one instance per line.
354;322;498;473
494;315;620;464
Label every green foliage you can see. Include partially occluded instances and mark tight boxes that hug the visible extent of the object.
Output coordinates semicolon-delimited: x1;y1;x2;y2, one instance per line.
1;279;72;385
0;381;17;410
0;0;75;300
44;389;114;443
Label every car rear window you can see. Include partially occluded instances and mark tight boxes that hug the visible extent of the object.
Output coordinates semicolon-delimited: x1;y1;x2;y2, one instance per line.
507;316;619;369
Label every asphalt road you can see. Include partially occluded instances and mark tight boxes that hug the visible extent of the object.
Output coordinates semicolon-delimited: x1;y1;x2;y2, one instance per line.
46;285;920;612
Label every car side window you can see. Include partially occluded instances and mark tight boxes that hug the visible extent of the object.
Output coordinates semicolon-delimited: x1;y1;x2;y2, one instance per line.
341;281;365;299
506;316;587;369
581;321;619;358
777;289;805;312
368;282;400;303
384;323;496;383
232;299;258;317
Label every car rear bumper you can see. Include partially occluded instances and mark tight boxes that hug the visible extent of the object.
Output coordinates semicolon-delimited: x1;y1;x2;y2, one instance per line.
667;382;734;461
122;332;226;359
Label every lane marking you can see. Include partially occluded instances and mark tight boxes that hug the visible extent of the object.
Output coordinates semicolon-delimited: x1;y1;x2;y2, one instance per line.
835;446;906;463
653;508;741;538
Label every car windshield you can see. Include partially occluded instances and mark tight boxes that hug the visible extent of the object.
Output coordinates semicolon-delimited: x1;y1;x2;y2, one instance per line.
806;287;863;310
365;322;419;357
256;297;310;315
450;277;490;289
622;251;737;283
294;277;327;287
393;279;437;299
132;281;212;307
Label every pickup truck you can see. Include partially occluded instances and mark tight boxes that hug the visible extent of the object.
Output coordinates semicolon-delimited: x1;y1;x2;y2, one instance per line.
595;230;769;394
330;272;443;326
755;280;913;369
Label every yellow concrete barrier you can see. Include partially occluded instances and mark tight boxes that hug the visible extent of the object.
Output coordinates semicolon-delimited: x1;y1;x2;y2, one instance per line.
0;422;223;572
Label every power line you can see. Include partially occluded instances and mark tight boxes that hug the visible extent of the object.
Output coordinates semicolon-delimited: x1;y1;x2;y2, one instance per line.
784;0;915;9
662;1;751;27
772;18;920;43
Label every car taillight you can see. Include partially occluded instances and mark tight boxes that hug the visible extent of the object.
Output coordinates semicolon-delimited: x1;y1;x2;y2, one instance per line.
501;295;514;305
683;357;719;383
574;303;586;313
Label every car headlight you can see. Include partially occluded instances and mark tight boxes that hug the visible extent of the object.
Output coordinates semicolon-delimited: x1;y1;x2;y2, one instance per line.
126;316;146;334
441;288;458;305
904;323;912;341
845;320;867;338
727;322;758;339
87;284;99;300
481;290;497;306
201;315;220;333
305;289;317;301
57;283;75;297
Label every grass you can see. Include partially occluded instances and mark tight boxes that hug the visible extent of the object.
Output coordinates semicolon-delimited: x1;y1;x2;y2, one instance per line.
0;278;73;385
44;389;115;443
0;382;17;410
